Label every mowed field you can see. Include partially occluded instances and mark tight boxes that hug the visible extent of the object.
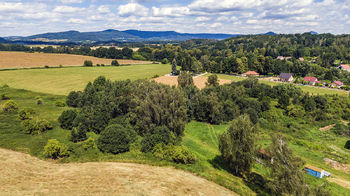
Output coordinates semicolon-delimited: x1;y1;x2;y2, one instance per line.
0;51;151;69
153;75;232;89
0;64;170;95
0;148;235;196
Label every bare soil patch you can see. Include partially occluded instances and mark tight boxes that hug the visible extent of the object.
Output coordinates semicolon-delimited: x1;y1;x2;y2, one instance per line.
319;124;335;132
0;51;151;69
153;75;232;89
0;148;235;196
324;158;350;174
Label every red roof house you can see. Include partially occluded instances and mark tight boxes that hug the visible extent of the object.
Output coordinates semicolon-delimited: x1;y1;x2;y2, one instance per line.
304;77;318;85
242;71;259;77
330;81;344;88
340;64;350;72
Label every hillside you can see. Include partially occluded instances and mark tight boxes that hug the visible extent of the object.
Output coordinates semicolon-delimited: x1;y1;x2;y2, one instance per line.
0;148;235;195
6;29;239;43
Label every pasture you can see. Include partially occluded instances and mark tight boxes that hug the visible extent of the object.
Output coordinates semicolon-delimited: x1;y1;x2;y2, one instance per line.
0;51;151;69
153;75;232;89
0;64;170;95
207;73;350;96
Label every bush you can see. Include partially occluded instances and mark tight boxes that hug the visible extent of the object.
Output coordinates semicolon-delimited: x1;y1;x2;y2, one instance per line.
0;93;10;100
43;139;69;159
345;140;350;150
111;60;120;66
37;98;43;105
141;126;175;152
2;100;18;112
84;60;93;67
82;137;97;150
152;143;196;164
18;108;35;120
97;124;134;154
22;118;53;135
55;100;66;107
71;126;87;143
58;109;77;130
161;58;168;64
66;91;82;107
332;123;348;136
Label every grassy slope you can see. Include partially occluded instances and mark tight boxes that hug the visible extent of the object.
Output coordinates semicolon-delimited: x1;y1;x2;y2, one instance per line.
0;64;170;95
0;86;254;195
205;73;350;96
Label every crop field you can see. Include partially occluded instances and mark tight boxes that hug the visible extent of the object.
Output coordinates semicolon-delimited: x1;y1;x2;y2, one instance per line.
207;73;350;96
0;51;151;69
0;64;170;95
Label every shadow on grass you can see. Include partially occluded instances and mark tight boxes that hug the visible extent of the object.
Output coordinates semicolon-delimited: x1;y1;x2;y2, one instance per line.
209;155;270;196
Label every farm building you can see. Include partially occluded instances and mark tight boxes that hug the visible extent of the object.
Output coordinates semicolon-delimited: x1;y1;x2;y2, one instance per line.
277;56;284;60
340;64;350;72
304;165;330;178
303;77;318;85
279;73;294;82
298;57;305;61
242;71;259;77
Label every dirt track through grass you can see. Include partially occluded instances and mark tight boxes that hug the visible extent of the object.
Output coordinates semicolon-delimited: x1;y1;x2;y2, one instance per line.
0;148;235;196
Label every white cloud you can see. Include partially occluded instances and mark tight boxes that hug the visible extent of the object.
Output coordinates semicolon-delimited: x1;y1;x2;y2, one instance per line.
195;16;211;22
152;6;190;17
118;3;149;17
53;6;84;13
60;0;84;4
67;18;86;24
98;5;111;13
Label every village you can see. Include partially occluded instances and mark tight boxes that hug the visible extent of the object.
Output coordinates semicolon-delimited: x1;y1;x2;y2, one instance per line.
231;59;350;91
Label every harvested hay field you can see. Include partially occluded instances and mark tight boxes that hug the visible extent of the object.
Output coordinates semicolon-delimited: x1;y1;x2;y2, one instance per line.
0;51;151;69
0;148;235;196
153;75;232;89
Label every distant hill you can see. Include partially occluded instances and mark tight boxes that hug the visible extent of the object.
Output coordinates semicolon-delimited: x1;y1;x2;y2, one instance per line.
309;31;318;35
6;29;240;43
0;37;8;43
264;32;277;35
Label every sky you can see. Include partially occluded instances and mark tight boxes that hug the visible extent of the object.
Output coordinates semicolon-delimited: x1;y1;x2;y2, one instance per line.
0;0;349;36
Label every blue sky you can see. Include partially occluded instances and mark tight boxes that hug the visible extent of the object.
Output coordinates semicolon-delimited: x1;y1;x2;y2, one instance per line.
0;0;349;36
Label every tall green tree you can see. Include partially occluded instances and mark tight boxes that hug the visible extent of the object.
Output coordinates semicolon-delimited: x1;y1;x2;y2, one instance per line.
206;74;219;87
178;71;194;88
171;58;178;75
219;114;257;176
267;134;308;196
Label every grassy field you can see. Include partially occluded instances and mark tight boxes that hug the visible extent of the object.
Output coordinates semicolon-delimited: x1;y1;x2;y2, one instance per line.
206;73;350;96
0;64;170;95
0;51;151;69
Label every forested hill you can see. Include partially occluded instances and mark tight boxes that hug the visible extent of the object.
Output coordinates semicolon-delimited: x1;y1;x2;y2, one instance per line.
6;29;240;43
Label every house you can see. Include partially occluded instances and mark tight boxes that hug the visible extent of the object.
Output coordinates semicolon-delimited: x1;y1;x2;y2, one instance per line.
242;71;259;77
279;73;294;82
303;76;318;85
299;57;305;61
330;81;344;88
285;56;292;60
340;64;350;72
277;56;284;60
304;165;326;178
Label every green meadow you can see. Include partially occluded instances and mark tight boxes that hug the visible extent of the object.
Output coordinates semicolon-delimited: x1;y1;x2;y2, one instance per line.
0;64;170;95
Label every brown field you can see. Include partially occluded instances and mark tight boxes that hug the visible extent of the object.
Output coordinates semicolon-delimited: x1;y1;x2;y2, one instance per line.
0;148;235;196
0;51;151;69
153;75;232;89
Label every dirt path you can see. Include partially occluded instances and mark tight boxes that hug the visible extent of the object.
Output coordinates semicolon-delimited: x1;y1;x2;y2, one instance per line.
0;148;235;196
153;75;232;89
328;176;350;189
319;124;335;132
